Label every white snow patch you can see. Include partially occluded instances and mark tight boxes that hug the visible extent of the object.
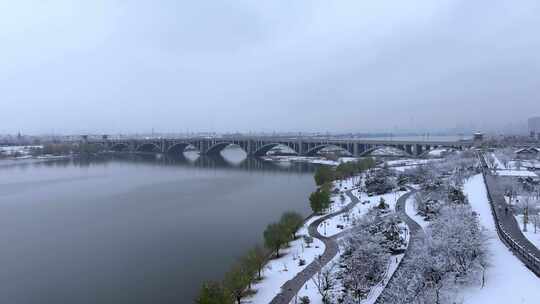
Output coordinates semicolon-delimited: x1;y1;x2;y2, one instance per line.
404;194;430;230
490;153;505;169
460;174;540;304
317;191;403;237
496;170;538;177
514;215;540;249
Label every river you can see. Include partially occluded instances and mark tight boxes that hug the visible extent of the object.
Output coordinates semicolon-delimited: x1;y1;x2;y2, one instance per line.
0;148;316;303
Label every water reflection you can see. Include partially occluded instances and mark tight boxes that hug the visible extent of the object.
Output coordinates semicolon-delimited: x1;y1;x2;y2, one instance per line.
0;146;316;303
64;147;319;174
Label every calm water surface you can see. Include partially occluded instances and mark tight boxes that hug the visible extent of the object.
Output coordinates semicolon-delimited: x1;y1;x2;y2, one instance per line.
0;148;316;303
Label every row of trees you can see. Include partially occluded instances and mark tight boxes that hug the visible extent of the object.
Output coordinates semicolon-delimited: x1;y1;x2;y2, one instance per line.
197;244;267;304
30;143;104;156
310;158;376;214
197;159;375;303
313;158;376;187
196;211;304;304
264;211;304;257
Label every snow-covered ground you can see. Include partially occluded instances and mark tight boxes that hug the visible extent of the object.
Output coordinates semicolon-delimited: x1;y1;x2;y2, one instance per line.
386;158;441;172
317;190;403;237
370;146;409;157
246;214;326;303
293;237;408;304
510;159;540;170
460;174;540;304
297;211;409;304
247;177;357;303
404;194;429;230
491;153;505;169
492;152;540;171
0;145;42;157
260;155;364;166
514;215;540;249
496;170;538;177
317;193;353;237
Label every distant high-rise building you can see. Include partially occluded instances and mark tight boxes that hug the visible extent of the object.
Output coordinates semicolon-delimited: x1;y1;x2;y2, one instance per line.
528;117;540;138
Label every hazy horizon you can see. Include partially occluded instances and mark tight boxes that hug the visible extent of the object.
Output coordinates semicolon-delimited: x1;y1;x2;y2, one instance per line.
2;0;539;134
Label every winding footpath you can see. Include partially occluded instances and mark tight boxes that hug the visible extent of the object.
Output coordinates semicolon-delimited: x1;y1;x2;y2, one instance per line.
376;189;425;304
270;189;419;304
268;189;361;304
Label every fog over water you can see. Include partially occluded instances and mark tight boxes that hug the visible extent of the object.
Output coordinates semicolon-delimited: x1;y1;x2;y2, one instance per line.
0;149;316;303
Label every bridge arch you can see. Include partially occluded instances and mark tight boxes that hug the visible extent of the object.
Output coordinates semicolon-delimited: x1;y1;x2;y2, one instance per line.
305;144;354;156
136;143;161;153
253;143;299;157
361;145;411;157
167;143;192;155
205;142;234;155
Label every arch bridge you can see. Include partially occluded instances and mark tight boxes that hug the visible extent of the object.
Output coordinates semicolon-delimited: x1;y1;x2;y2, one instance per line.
83;136;474;157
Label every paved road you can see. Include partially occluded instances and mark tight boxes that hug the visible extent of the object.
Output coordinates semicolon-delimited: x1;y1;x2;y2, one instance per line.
479;153;540;276
268;189;361;304
483;173;540;276
376;189;425;304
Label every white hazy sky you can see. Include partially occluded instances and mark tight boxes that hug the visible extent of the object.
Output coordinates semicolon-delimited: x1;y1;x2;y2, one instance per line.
1;0;539;134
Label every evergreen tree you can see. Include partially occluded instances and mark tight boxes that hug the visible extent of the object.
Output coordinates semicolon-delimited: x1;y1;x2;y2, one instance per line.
377;197;388;209
280;211;304;239
263;222;290;257
310;190;330;214
314;166;334;186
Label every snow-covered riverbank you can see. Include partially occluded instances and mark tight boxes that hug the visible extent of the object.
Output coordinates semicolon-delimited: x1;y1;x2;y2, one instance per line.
246;178;357;303
246;215;326;303
248;174;410;304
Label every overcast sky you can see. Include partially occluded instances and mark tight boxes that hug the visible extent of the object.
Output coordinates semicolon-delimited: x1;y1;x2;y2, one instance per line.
1;0;539;135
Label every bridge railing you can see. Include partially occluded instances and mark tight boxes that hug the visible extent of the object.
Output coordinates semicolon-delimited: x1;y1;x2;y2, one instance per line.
481;168;540;277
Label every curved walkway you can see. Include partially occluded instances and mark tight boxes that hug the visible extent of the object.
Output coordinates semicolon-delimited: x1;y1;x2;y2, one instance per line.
376;189;425;304
268;189;361;304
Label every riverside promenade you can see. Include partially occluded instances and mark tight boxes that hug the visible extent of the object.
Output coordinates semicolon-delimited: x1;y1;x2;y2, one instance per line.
268;189;360;304
270;189;417;304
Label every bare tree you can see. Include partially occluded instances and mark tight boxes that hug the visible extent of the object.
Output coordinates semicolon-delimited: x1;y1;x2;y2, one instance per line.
311;261;337;304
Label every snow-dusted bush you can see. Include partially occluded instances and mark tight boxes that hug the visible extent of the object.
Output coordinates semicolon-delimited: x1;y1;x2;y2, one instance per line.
340;231;389;302
365;168;397;195
338;213;406;302
427;205;487;281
